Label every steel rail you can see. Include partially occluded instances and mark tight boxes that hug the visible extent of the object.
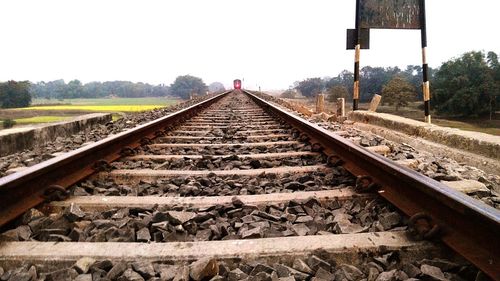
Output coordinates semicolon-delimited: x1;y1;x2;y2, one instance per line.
244;90;500;280
0;91;230;228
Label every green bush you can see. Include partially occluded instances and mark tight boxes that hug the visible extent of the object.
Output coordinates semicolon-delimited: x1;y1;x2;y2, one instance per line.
2;118;16;129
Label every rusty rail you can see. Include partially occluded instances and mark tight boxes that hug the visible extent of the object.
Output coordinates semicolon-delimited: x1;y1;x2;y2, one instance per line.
244;90;500;280
0;91;230;228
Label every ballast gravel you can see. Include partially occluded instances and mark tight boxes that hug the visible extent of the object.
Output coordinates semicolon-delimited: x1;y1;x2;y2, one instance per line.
1;196;404;243
0;254;484;281
71;169;356;197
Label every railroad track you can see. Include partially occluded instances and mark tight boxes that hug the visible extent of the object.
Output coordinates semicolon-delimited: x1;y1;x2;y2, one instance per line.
0;90;498;280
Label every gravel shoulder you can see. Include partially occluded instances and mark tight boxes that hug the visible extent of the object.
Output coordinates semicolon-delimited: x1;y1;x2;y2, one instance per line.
253;92;500;209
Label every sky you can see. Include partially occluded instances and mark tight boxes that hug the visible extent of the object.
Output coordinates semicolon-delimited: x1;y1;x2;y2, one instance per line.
1;0;499;90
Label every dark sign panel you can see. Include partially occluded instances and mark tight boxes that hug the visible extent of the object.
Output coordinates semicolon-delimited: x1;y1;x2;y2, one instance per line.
346;29;370;50
360;0;421;29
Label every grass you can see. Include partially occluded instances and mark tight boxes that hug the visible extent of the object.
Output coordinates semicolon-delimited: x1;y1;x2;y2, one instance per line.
0;97;179;128
431;118;500;135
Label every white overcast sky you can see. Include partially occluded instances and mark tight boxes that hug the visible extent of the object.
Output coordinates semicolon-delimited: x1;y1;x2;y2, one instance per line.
1;0;499;90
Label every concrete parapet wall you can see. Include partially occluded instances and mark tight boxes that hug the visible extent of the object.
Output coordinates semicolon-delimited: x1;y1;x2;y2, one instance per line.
348;111;500;160
0;113;112;156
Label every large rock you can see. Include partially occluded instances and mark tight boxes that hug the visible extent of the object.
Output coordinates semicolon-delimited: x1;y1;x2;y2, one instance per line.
167;211;196;225
74;257;96;274
441;179;491;197
173;265;190;281
374;269;396;281
228;268;248;281
292;259;313;274
334;221;366;234
306;255;332;273
249;264;275;276
132;261;155;279
106;262;128;280
45;268;79;281
136;227;151;242
420;264;447;281
74;274;92;281
0;225;32;241
241;227;262;239
275;264;309;281
189;257;219;281
291;224;310;236
340;264;364;281
118;269;145;281
158;265;179;281
64;203;86;222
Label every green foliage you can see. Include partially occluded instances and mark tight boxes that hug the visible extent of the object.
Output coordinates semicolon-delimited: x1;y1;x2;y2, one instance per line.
0;81;32;108
170;75;208;99
2;118;16;129
294;78;324;97
30;80;170;99
400;65;434;100
327;85;348;101
325;70;354;98
381;75;416;111
432;51;499;117
360;66;400;101
296;66;426;103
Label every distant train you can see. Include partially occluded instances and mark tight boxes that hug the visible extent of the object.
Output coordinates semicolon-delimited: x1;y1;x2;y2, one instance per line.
233;79;242;90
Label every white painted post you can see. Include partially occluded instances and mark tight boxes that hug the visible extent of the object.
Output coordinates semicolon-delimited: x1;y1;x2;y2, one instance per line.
316;94;325;113
368;94;382;112
337;98;345;117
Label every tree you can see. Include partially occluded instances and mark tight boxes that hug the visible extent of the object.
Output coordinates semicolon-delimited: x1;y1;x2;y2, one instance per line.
327;85;348;101
29;80;170;99
151;84;170;97
432;51;499;117
170;75;208;99
295;78;324;97
486;51;500;120
0;81;32;108
208;82;225;92
359;66;403;102
63;79;83;99
381;75;416;112
401;65;424;99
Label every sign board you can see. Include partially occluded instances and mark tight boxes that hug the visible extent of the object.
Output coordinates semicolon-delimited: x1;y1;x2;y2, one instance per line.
346;28;370;50
360;0;421;29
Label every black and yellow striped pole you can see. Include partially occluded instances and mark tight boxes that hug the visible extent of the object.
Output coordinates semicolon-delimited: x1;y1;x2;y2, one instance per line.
353;0;361;110
420;0;431;123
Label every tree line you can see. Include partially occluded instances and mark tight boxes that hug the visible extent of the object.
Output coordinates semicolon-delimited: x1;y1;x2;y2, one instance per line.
30;80;170;99
288;51;499;118
0;75;225;108
289;65;430;102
